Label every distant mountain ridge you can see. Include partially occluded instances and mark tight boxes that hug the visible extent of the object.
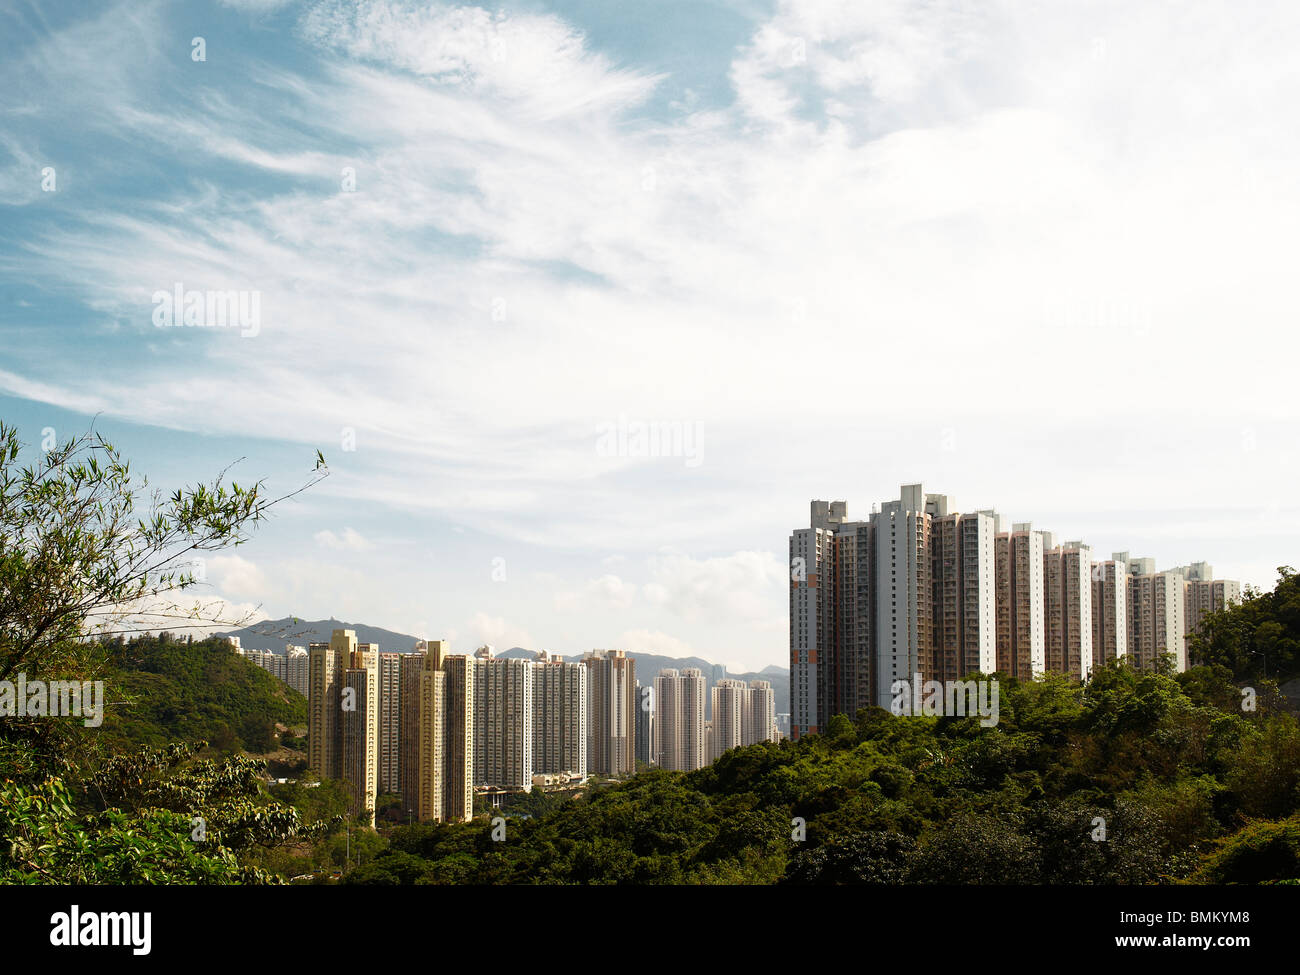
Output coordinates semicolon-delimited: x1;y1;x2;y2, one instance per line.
215;617;425;653
217;617;789;718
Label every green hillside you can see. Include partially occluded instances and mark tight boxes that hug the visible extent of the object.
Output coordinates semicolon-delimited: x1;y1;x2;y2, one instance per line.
97;633;306;754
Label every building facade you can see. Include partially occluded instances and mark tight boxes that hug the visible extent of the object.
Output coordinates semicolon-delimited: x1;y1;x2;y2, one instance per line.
654;667;707;771
533;652;588;778
308;629;380;818
583;649;636;776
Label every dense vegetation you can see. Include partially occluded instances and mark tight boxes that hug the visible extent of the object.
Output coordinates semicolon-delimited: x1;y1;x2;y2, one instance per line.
1190;565;1300;683
0;421;328;883
342;662;1300;885
97;632;306;754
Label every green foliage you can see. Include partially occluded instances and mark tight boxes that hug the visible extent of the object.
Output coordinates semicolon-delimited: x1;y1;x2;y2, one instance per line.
0;420;326;885
1194;817;1300;883
96;632;305;754
1189;566;1300;682
0;741;319;883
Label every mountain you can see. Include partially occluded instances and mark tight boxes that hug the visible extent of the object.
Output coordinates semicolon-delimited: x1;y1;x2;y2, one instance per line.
215;617;425;653
498;647;789;720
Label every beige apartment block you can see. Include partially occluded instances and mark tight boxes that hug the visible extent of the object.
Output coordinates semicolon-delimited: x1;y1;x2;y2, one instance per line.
399;649;426;819
871;486;941;710
1091;560;1128;668
745;679;777;745
532;652;588;778
995;524;1046;679
308;629;380;818
930;510;997;682
583;649;636;776
654;667;707;771
377;651;404;797
472;648;535;791
341;643;380;817
441;653;476;822
710;679;748;761
1118;553;1187;671
1175;563;1242;639
1044;542;1093;680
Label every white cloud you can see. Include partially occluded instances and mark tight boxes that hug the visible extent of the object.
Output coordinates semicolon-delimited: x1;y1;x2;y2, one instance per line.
616;628;695;658
206;554;270;601
554;573;639;612
6;0;1300;667
314;526;374;551
461;611;533;652
643;550;787;623
299;0;662;119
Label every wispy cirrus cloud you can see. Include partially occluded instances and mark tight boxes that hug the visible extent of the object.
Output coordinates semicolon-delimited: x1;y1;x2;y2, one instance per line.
3;0;1299;667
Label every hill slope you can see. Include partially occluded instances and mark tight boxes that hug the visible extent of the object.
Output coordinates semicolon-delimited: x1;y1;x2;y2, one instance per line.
99;633;307;754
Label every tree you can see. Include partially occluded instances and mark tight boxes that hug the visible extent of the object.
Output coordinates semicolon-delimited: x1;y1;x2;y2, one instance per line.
0;421;327;677
0;740;325;883
785;830;917;885
0;420;327;883
1189;567;1300;682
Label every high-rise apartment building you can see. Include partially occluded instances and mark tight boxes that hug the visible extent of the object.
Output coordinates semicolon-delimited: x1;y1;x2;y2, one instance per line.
789;486;1232;725
533;652;588;778
440;653;476;822
793;486;1012;730
399;649;426;819
377;652;403;796
789;500;845;738
872;486;947;709
471;647;534;791
308;629;381;818
341;642;380;817
709;678;748;761
995;524;1046;679
1175;563;1242;639
1044;542;1093;680
415;648;446;823
745;679;776;746
634;680;654;767
1091;560;1128;668
285;645;309;697
832;517;875;727
931;510;997;682
307;637;341;785
1117;553;1186;671
654;667;707;771
583;649;636;776
399;640;477;825
232;644;310;697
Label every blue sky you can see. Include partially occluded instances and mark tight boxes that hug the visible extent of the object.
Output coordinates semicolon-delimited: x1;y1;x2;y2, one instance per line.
3;0;1299;671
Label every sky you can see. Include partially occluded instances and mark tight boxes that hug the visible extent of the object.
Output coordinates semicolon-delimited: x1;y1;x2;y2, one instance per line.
2;0;1299;673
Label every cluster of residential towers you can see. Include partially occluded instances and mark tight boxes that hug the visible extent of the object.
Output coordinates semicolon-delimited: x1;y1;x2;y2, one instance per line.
789;485;1242;740
233;634;777;822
